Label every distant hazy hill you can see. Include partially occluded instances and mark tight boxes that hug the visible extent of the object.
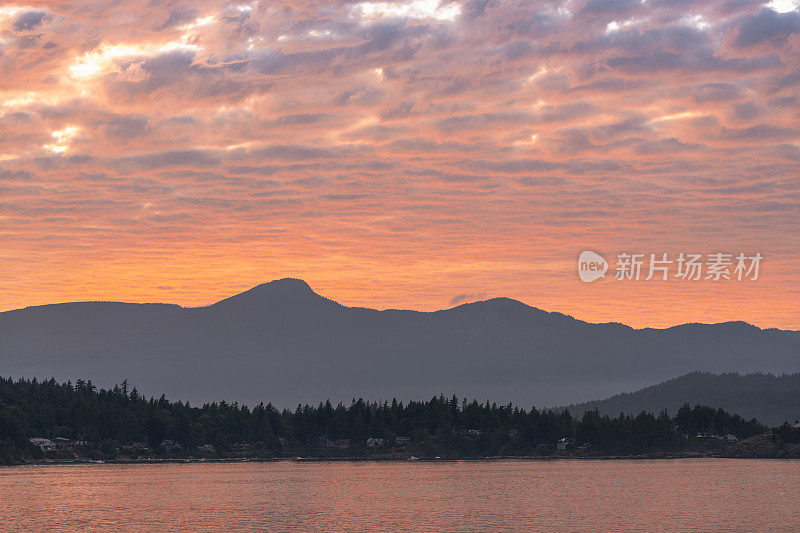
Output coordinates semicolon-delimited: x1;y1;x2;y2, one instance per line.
1;278;798;408
567;372;800;427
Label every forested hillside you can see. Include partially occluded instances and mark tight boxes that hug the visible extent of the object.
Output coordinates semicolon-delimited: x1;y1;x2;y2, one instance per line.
0;377;768;463
568;372;800;427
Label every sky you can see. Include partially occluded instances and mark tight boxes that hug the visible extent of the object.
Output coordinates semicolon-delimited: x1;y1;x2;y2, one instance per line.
0;0;798;329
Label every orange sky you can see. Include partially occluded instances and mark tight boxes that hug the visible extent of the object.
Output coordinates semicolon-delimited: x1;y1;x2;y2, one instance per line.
0;0;798;328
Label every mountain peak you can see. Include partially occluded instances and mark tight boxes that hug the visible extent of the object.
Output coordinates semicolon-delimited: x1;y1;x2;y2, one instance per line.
254;278;313;293
211;278;327;308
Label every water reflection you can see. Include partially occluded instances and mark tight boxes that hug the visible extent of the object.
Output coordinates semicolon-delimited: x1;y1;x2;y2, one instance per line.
1;459;799;531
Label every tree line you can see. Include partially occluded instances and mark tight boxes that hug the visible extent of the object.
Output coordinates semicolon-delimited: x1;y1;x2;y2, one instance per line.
0;377;767;460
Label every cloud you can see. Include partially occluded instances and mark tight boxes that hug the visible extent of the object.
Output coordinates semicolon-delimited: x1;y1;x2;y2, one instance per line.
732;8;800;48
13;10;48;31
449;291;488;305
114;149;221;170
158;8;199;30
0;0;797;329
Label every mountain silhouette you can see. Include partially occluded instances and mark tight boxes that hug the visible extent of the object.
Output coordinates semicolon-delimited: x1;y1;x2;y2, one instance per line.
1;278;798;408
566;371;800;427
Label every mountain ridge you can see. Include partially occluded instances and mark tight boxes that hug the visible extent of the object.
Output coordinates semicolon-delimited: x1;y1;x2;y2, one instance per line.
1;278;798;410
565;371;800;427
4;279;793;334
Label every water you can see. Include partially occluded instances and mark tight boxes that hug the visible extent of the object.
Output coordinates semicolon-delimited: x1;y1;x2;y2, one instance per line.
1;459;799;531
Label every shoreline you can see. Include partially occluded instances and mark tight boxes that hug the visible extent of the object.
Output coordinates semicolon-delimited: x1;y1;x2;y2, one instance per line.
4;452;798;467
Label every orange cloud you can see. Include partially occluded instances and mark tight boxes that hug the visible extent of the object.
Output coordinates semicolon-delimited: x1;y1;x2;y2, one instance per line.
0;0;798;329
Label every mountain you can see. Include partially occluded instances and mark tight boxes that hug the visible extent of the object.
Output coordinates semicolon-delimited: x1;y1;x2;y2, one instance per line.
566;372;800;427
1;278;798;408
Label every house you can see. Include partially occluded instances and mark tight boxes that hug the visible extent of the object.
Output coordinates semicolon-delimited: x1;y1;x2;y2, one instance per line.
721;434;738;443
161;439;183;452
508;430;519;438
197;444;217;454
230;442;250;453
53;437;73;450
317;437;350;449
468;429;482;436
696;433;719;440
122;442;151;454
793;421;800;429
557;438;574;450
394;436;411;446
366;437;384;448
29;438;56;452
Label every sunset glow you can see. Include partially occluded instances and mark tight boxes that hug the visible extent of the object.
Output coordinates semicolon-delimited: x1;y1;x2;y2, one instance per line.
0;0;798;328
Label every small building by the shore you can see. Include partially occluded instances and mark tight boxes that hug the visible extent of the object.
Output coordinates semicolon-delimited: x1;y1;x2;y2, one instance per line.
29;438;56;452
161;439;183;452
198;444;217;454
53;437;72;450
395;436;411;446
557;438;574;450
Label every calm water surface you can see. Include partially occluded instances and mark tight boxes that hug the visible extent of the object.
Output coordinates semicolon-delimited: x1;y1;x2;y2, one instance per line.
1;459;799;531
